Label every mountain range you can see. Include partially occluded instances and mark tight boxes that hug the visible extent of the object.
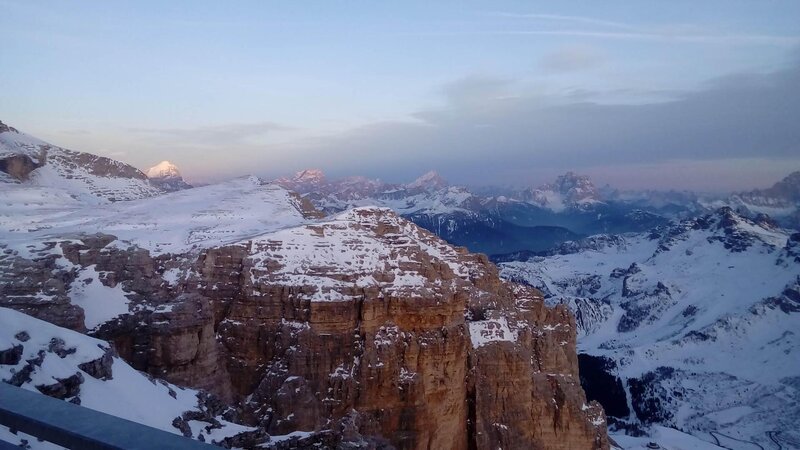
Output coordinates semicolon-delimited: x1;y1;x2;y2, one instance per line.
273;167;800;257
0;121;608;450
2;119;799;449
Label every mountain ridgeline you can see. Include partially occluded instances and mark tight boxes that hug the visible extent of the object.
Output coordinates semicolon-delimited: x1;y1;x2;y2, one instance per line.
274;168;800;258
273;169;673;256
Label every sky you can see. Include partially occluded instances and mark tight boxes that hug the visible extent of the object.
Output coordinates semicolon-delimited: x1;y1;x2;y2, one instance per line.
1;0;799;191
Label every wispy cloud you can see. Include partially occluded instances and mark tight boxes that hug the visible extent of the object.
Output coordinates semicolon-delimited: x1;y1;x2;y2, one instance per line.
489;30;800;47
128;122;293;147
488;12;639;31
458;11;800;47
411;28;800;47
539;45;606;73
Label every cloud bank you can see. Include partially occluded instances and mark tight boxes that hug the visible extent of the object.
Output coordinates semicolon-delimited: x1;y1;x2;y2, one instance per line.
270;58;799;189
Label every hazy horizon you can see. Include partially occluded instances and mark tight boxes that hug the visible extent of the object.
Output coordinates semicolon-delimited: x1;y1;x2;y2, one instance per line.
2;1;799;191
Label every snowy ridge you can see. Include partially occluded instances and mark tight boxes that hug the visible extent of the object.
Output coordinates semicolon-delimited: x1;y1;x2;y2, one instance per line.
0;307;255;448
499;208;800;448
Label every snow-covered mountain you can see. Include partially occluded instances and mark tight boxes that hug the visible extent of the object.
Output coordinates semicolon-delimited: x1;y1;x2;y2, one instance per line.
275;169;386;211
145;160;192;192
737;171;800;210
405;170;448;191
721;171;800;230
146;160;181;179
499;208;800;449
607;171;800;231
0;120;162;203
519;171;602;212
273;168;327;191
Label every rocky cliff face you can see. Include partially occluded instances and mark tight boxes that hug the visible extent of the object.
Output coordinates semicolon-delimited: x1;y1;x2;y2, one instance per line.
1;207;608;449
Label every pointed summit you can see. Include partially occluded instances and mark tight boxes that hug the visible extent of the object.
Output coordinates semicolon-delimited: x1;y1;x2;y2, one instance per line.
145;160;191;192
406;170;448;190
146;160;182;179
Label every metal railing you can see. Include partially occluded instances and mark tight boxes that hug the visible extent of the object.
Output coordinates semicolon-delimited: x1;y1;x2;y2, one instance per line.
0;382;216;449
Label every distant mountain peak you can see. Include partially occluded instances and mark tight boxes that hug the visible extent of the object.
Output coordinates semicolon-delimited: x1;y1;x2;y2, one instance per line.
146;160;182;179
293;168;326;184
731;170;800;221
548;171;597;196
274;169;328;194
522;171;600;211
145;160;191;192
406;170;448;190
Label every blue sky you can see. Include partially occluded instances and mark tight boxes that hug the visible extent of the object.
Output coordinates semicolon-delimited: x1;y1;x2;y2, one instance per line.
1;1;799;190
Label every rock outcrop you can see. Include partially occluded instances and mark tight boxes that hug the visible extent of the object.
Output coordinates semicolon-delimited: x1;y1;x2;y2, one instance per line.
0;153;44;181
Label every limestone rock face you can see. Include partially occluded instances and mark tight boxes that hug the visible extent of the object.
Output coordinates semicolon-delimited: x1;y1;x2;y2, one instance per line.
1;208;608;449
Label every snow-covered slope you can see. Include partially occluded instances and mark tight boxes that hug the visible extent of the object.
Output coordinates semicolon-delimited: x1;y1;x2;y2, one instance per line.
1;175;318;256
500;208;800;449
0;120;162;203
0;307;256;448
